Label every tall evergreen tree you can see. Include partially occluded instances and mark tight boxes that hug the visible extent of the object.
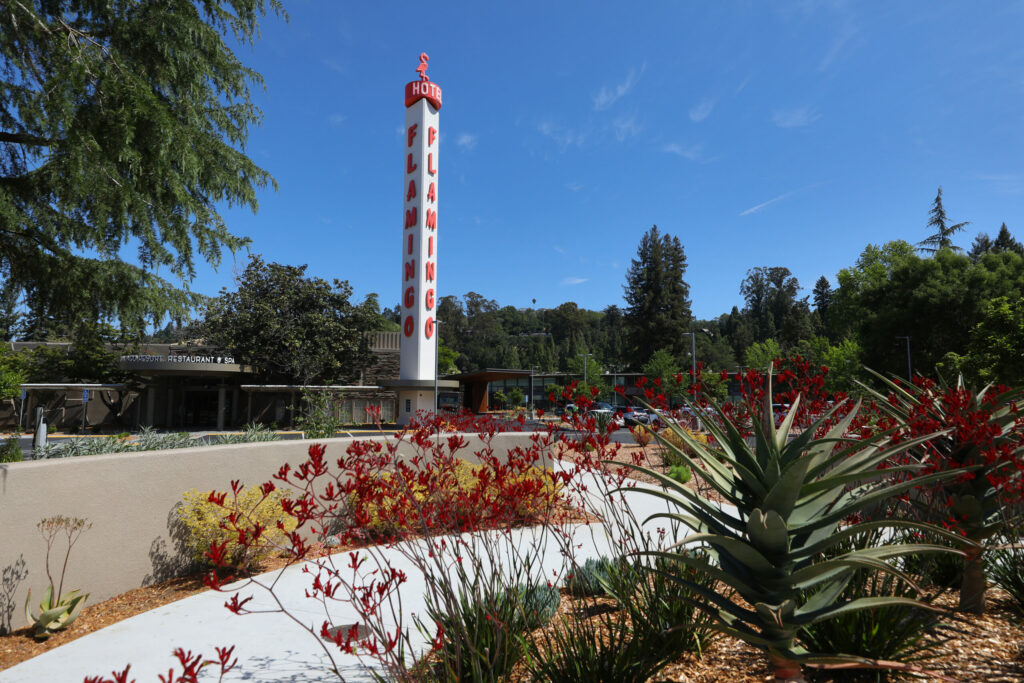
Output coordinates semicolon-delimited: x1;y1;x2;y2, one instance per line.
0;0;281;337
969;233;994;262
992;223;1024;255
812;275;834;339
622;226;692;368
919;186;969;254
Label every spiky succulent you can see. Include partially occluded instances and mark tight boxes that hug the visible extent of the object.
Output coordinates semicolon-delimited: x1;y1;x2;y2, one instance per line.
622;369;971;680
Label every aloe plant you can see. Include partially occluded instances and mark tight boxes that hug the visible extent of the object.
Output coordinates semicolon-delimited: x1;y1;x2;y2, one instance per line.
858;370;1024;614
624;369;971;681
25;585;88;639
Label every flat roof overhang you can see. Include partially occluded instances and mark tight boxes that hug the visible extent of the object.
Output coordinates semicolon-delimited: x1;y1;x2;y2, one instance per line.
446;369;532;383
118;360;253;378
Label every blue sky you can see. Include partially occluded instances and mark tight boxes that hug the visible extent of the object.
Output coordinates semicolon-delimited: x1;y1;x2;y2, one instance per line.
195;1;1024;320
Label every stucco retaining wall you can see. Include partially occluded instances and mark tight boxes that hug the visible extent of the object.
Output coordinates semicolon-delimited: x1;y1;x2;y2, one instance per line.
0;432;541;632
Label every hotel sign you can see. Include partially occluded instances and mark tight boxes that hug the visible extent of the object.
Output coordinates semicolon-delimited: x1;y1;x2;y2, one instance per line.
400;53;440;381
119;354;236;364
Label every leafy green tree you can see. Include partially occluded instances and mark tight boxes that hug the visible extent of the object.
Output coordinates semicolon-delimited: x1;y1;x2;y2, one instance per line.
0;350;26;405
918;186;968;254
939;296;1024;386
743;338;782;371
623;226;691;368
839;246;1024;377
507;387;525;408
641;347;680;387
492;390;508;410
0;0;281;337
201;256;381;384
437;341;460;375
738;267;811;349
567;351;608;399
831;241;917;339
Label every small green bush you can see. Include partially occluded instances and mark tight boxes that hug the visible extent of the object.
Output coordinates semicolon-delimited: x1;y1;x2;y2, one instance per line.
0;436;22;463
427;582;559;681
801;531;949;675
523;603;671;683
565;556;634;597
989;522;1024;614
625;554;720;659
667;463;691;485
514;582;561;629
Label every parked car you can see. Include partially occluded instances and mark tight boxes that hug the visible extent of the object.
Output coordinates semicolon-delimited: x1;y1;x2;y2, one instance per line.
620;406;654;426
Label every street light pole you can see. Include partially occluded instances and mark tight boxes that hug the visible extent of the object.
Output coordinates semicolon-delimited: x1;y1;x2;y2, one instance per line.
583;351;592;387
896;336;912;382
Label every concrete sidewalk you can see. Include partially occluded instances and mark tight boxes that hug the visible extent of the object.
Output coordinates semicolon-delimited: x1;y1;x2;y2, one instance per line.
0;464;696;683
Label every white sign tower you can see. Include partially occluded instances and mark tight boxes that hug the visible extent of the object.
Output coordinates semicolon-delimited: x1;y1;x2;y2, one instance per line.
393;53;457;424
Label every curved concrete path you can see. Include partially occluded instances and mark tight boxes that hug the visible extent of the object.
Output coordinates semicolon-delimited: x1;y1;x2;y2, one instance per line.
1;463;697;683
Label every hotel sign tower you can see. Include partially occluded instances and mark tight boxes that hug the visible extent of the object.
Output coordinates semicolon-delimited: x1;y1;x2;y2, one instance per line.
393;53;456;424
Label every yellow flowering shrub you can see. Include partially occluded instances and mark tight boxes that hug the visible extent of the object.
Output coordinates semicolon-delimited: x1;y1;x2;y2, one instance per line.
177;486;297;568
354;459;563;540
658;424;708;468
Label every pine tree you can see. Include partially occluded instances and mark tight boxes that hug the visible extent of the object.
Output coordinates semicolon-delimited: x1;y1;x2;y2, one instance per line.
812;275;834;338
992;223;1024;255
919;186;969;254
0;0;281;337
622;225;692;368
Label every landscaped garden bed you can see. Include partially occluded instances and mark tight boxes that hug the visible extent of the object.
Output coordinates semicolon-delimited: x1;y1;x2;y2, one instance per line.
4;367;1024;682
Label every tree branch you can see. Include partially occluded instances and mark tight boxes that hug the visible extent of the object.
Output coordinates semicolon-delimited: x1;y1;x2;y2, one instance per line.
0;131;51;146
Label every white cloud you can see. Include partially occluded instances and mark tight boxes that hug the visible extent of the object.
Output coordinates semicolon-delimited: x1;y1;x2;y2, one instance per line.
553;245;566;254
689;98;716;123
740;182;825;216
664;142;703;161
613;115;641;141
565;182;583;192
818;23;859;72
537;120;585;148
772;107;821;128
328;113;346;126
592;65;644;111
455;133;477;150
561;276;588;285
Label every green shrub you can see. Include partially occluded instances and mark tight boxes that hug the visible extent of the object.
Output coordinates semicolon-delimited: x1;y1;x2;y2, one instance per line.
667;463;691;485
565;557;619;597
658;423;707;468
426;582;558;681
516;582;561;628
800;531;949;677
625;554;720;659
213;423;280;444
297;390;341;439
0;436;22;463
989;522;1024;614
523;603;672;683
177;485;297;569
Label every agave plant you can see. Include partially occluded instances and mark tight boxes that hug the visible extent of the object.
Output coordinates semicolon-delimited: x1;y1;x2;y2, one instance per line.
858;370;1024;614
25;585;89;639
623;369;971;682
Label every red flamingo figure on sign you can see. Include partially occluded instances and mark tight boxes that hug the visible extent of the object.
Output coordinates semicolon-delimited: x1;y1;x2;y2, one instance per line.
416;52;430;81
